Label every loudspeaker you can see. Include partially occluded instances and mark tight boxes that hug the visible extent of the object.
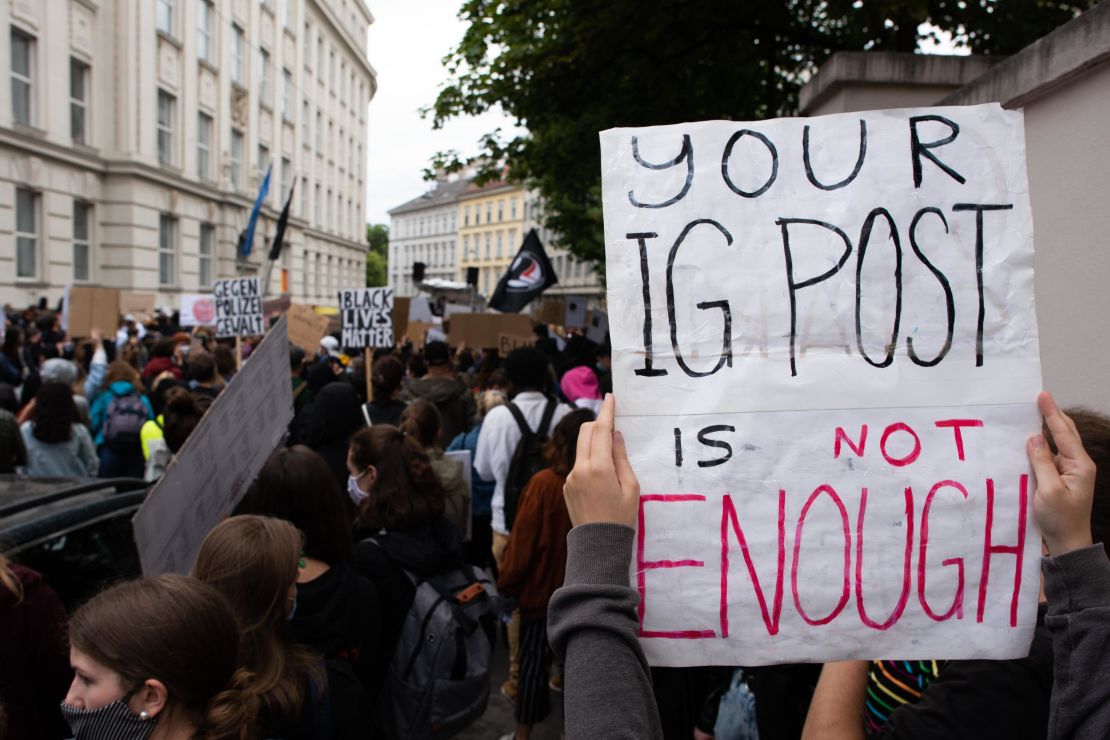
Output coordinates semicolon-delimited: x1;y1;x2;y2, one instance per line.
466;267;479;286
412;261;426;283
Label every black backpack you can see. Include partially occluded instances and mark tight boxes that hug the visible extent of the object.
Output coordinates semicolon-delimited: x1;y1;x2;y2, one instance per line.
503;399;557;531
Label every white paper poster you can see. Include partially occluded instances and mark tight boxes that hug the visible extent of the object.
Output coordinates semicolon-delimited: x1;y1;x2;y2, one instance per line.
133;317;294;575
600;104;1042;666
179;294;216;327
213;277;264;338
339;287;394;348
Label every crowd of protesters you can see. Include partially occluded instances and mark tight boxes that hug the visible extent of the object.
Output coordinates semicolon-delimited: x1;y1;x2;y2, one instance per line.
2;300;1110;740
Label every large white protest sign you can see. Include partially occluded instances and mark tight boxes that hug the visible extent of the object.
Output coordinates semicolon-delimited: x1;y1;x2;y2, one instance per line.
133;318;294;575
213;277;264;337
340;287;394;347
601;104;1042;666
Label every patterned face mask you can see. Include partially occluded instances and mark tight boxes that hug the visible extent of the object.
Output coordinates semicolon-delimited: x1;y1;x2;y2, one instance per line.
60;695;158;740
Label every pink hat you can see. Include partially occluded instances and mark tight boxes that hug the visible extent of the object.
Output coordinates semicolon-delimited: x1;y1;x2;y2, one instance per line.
560;365;600;403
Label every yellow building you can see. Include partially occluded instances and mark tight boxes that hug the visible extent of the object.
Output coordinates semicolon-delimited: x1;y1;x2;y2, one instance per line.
456;178;601;301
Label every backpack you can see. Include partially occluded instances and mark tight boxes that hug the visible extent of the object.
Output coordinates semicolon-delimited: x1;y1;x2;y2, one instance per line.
374;543;498;739
503;398;557;531
103;392;147;453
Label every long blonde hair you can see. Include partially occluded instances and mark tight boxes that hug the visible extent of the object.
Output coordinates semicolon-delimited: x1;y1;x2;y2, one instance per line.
191;516;320;721
0;554;22;602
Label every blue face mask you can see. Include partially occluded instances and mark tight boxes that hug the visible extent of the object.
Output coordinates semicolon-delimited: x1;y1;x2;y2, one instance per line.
347;474;369;506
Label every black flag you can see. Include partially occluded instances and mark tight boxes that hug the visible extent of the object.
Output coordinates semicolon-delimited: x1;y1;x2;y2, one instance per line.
268;182;295;261
488;228;558;312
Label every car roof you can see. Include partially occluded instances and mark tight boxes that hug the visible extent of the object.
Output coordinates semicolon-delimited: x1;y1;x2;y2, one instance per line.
0;476;149;555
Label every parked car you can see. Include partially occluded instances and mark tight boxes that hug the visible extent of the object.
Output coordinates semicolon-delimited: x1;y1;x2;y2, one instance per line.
0;475;149;611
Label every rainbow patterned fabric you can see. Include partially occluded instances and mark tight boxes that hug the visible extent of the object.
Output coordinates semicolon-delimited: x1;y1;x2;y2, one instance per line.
864;659;949;733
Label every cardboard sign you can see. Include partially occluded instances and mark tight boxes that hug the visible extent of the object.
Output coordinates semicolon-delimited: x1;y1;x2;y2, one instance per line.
565;296;588;328
63;286;120;337
213;278;263;338
120;292;157;322
586;309;609;344
339;287;394;348
287;303;331;353
392;296;410;345
404;321;433;346
601;104;1042;666
134;318;295;575
179;294;216;327
536;298;565;326
498;333;536;355
444;449;473;542
448;313;534;350
409;295;434;322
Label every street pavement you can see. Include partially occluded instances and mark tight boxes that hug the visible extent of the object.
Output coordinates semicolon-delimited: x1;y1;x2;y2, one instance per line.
459;632;565;739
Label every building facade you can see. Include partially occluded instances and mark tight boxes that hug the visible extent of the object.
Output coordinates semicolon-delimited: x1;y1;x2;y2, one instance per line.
0;0;375;309
387;175;468;296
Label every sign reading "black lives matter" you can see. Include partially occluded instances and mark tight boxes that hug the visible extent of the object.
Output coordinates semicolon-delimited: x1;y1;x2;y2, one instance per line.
339;287;394;348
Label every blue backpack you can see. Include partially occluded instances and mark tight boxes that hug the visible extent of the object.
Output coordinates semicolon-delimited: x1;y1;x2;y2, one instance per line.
103;393;147;453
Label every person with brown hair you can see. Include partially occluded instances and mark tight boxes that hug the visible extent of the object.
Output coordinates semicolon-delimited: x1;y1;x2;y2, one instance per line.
20;382;98;476
60;574;255;740
496;408;594;740
162;387;213;454
192;515;363;739
401;399;471;539
0;553;70;740
236;446;382;698
363;355;407;427
89;360;153;478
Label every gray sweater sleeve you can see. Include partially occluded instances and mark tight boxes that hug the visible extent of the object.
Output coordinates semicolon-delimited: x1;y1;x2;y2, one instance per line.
548;523;663;740
1042;543;1110;740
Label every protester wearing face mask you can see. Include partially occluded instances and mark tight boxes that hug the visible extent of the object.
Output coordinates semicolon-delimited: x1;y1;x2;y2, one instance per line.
61;575;256;740
192;515;365;740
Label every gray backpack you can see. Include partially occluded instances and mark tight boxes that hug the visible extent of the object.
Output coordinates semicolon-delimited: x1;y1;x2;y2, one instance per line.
384;556;498;739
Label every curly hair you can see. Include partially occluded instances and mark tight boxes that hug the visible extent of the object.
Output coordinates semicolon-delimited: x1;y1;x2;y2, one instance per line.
348;425;445;531
30;382;78;444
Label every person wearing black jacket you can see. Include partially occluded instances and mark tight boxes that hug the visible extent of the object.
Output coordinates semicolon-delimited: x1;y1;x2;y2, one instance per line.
302;381;365;495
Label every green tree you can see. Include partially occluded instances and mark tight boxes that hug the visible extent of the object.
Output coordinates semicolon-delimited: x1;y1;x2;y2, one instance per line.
429;0;1097;264
365;223;389;286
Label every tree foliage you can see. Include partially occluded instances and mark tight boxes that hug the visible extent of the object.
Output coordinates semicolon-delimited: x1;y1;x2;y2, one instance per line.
429;0;1097;264
365;223;389;287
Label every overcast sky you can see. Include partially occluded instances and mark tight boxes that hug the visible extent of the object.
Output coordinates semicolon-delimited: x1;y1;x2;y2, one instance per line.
362;1;518;227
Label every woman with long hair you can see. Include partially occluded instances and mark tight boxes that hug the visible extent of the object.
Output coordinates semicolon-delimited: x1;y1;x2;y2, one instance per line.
400;399;471;539
363;355;407;427
0;326;24;386
348;425;458;686
448;389;508;568
61;575;256;740
236;447;382;697
497;408;595;740
89;360;153;478
0;553;70;740
20;382;98;476
192;515;361;738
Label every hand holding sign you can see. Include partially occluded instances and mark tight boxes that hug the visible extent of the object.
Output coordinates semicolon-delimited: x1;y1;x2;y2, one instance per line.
1028;391;1097;556
565;395;640;528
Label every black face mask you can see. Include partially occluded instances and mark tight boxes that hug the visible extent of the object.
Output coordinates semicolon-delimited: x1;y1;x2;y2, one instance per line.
60;694;158;740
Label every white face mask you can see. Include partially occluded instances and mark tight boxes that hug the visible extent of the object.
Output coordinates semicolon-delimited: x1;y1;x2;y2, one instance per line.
347;474;369;506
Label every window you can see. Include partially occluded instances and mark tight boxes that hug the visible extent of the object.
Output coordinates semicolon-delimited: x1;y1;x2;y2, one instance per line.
229;129;243;189
326;188;332;229
156;0;175;36
158;214;177;285
10;29;33;126
156;90;175;165
281;157;292;202
511;198;517;220
498;200;504;221
282;69;293;120
280;0;291;27
317;35;324;79
257;144;269;173
199;223;214;288
473;205;479;225
258;49;271;104
15;188;38;278
314;183;321;223
496;231;503;258
300;177;308;216
197;1;213;63
302;101;309;138
329;48;335;92
230;25;245;85
486;203;492;222
196;113;213;180
485;233;491;259
315;111;323;151
70;59;89;144
72;201;92;281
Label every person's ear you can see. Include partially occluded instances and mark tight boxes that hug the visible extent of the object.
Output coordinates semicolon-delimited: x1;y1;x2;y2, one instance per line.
363;465;379;489
129;679;168;720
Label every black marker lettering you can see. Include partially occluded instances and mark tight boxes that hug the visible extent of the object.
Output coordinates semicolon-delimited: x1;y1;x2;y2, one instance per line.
910;115;966;188
628;135;694;209
722;130;778;198
907;207;955;366
666;219;735;378
855;208;902;369
697;425;736;468
778;218;854;377
803;119;867;191
628;232;667;377
952;203;1014;367
674;427;683;467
